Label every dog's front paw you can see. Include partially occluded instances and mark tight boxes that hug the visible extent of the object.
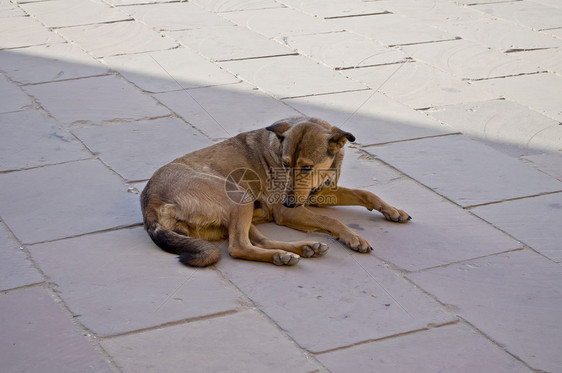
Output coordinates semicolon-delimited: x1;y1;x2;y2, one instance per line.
380;205;412;223
273;252;300;266
302;242;329;258
340;230;372;253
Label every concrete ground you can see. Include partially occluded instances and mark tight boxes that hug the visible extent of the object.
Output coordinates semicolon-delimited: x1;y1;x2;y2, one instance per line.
1;0;562;372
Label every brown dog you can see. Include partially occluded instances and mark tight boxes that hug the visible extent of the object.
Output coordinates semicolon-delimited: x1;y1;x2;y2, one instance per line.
141;117;411;267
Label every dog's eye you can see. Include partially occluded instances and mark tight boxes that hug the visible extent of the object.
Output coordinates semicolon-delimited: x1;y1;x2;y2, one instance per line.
282;161;290;170
301;165;313;173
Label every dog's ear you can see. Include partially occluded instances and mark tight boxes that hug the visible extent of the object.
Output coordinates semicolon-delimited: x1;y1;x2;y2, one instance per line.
328;127;355;155
266;120;291;140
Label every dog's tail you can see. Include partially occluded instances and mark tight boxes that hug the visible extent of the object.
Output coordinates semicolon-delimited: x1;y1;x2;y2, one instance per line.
146;224;221;267
142;198;220;267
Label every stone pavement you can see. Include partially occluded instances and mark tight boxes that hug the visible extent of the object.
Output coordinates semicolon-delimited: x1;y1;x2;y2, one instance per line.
1;0;561;371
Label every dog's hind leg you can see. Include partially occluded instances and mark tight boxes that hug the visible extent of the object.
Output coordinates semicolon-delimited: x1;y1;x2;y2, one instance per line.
227;204;300;266
249;225;328;258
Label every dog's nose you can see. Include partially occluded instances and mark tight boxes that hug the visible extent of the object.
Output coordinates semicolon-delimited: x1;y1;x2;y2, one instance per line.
282;197;297;208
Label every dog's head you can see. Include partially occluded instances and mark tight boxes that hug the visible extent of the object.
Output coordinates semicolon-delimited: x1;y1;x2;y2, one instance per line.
266;117;355;208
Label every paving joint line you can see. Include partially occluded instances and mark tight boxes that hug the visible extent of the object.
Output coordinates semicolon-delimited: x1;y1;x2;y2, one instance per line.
463;190;562;210
313;319;459;355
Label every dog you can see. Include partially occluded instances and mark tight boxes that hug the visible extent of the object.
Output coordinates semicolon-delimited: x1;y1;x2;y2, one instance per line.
141;117;411;267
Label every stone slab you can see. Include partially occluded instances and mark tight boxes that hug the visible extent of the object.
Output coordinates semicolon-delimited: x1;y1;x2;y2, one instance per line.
317;323;529;372
278;0;388;19
102;48;239;93
436;17;561;52
0;44;109;84
124;2;232;31
73;118;213;181
515;48;562;76
377;0;478;26
0;286;113;373
20;0;131;28
315;177;522;271
366;134;562;207
23;75;171;126
153;82;299;140
192;0;281;12
217;226;456;352
428;99;562;153
168;25;294;62
105;0;177;5
0;222;43;291
101;310;321;372
398;39;540;80
328;13;458;47
285;90;453;146
408;250;562;372
522;152;562;181
0;74;33;114
285;31;409;70
0;16;65;49
221;7;341;39
0;110;90;172
471;193;562;263
219;55;366;99
473;1;562;30
29;228;241;337
0;159;141;244
57;21;178;58
473;72;562;122
0;0;26;17
344;62;496;110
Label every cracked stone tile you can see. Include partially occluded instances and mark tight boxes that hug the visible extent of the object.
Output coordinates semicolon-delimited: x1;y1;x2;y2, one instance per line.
0;74;33;114
101;310;321;372
73;117;213;182
0;222;43;291
408;250;562;372
398;39;540;80
472;1;562;30
277;0;388;19
20;0;131;28
317;323;529;373
217;226;456;352
284;90;453;145
124;2;232;31
0;110;90;172
192;0;282;12
221;7;341;39
514;48;562;76
473;72;562;122
471;193;562;263
0;159;141;244
0;287;113;373
328;13;458;47
219;55;366;99
428;99;562;152
285;31;409;70
344;62;495;109
167;25;294;62
102;48;239;93
29;228;241;337
22;75;171;126
56;21;178;58
366;135;562;207
0;15;65;49
0;44;109;84
153;82;300;140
